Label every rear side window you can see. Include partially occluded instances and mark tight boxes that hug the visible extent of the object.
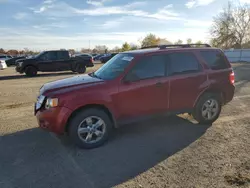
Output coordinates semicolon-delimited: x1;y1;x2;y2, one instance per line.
168;52;200;76
42;51;58;61
57;51;69;60
200;51;228;70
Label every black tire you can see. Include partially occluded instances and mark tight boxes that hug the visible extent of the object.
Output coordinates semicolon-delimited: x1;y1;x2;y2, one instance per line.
69;108;113;149
192;93;222;124
25;66;37;77
75;64;86;74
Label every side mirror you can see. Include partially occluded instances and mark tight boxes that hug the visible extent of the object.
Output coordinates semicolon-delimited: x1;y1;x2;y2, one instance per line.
123;72;139;83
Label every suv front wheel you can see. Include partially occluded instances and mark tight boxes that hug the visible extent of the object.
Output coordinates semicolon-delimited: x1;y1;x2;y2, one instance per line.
69;108;112;149
193;93;222;124
25;66;37;77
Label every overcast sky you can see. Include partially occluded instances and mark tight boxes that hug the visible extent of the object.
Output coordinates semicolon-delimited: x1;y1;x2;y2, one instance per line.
0;0;249;50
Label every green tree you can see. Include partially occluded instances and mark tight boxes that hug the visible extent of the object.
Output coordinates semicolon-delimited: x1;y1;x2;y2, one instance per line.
174;39;183;44
121;42;131;52
130;43;139;50
158;38;172;45
187;38;192;44
141;33;160;48
196;40;203;44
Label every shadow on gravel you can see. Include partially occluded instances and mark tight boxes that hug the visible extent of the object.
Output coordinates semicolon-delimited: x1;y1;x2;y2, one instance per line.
0;72;75;81
0;116;210;188
60;115;211;188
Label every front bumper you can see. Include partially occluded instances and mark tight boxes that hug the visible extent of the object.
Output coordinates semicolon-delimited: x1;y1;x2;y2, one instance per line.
35;106;72;134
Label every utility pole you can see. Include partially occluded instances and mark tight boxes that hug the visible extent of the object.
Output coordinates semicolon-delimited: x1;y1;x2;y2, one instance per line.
89;40;90;52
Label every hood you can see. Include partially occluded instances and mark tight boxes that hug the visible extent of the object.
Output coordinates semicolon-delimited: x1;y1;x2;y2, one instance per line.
40;74;103;95
16;58;33;62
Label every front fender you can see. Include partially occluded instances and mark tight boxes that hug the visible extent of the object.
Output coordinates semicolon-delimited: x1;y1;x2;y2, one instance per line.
63;92;116;117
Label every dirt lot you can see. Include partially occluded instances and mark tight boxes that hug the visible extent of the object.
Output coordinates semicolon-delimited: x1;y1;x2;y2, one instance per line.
0;64;250;188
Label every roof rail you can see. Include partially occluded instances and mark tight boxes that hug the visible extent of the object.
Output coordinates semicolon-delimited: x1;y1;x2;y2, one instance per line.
141;43;211;49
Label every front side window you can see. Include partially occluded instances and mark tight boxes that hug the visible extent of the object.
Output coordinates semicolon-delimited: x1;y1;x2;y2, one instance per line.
168;52;200;76
128;55;166;81
94;53;134;80
40;51;58;61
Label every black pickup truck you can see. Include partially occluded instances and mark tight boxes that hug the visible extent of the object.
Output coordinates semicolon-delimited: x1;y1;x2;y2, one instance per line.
16;50;94;76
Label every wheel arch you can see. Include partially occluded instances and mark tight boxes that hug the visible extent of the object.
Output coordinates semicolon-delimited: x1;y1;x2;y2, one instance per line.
23;64;38;71
194;88;225;108
65;104;117;133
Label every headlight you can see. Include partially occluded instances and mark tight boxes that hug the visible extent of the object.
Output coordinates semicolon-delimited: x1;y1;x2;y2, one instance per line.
45;98;58;109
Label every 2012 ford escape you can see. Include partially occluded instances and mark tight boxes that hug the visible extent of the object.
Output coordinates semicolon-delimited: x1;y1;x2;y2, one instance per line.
35;44;235;149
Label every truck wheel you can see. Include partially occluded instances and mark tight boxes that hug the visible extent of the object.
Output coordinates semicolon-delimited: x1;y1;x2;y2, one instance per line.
69;108;113;149
76;64;86;74
25;66;37;77
192;93;221;124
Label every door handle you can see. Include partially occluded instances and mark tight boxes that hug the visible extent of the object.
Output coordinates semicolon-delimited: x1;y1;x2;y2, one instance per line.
155;82;163;87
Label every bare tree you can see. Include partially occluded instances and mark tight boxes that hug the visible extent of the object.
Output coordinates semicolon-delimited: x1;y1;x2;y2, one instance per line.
210;2;250;49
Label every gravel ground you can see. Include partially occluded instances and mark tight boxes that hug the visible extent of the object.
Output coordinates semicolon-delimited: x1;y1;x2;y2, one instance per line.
0;64;249;188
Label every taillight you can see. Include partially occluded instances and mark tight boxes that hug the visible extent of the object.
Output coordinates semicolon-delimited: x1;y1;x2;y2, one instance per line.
230;71;235;85
91;58;94;63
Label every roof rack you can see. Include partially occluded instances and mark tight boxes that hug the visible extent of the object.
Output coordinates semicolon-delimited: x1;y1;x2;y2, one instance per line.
141;43;211;49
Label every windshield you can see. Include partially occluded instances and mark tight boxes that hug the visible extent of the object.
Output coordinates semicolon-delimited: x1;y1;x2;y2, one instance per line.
94;53;134;80
33;51;46;58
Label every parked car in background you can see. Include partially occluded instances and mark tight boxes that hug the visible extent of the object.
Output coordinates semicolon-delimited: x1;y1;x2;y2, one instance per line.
0;54;12;69
6;56;26;66
15;50;94;77
0;60;7;69
93;54;105;61
0;54;13;60
35;44;235;149
100;53;118;63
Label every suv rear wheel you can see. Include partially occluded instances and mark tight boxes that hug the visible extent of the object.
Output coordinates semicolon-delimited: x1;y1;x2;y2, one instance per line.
69;108;112;149
25;66;37;77
193;93;222;124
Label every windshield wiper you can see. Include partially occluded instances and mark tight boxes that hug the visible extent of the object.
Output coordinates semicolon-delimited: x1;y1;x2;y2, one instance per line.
89;72;102;80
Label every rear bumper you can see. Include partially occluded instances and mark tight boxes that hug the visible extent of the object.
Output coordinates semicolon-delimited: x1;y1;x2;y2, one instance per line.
36;106;72;134
224;84;235;104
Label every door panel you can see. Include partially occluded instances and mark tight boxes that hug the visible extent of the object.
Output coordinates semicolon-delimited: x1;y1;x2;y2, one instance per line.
166;52;208;111
169;73;207;111
38;60;54;71
38;51;58;72
55;51;71;71
117;78;169;120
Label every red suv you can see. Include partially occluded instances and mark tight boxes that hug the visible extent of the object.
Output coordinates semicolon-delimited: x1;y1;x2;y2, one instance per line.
35;44;235;149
